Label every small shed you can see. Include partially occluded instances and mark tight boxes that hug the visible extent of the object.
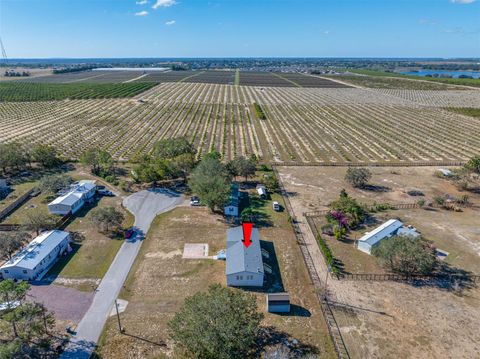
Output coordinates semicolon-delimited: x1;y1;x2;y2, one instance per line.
224;184;240;217
266;293;290;313
256;185;267;198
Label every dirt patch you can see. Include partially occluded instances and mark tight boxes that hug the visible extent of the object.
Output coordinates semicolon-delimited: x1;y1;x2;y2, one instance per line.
279;166;480;358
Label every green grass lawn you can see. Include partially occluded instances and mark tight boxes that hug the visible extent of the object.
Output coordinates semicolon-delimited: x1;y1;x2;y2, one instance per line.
47;197;128;280
0;181;38;214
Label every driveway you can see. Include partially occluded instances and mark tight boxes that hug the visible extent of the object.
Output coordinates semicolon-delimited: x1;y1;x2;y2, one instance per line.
61;188;182;358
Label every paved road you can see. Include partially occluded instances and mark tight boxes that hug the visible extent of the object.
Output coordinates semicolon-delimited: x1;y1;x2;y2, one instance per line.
61;188;182;358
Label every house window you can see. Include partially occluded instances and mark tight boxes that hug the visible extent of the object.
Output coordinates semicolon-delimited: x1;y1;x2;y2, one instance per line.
23;270;27;274
4;270;9;273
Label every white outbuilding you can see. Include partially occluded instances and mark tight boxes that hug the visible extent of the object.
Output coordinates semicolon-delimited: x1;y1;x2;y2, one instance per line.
48;180;97;215
357;219;420;255
226;226;264;287
0;230;70;281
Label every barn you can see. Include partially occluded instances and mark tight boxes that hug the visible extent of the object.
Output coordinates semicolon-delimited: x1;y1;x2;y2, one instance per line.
226;226;264;287
0;230;70;281
357;219;420;255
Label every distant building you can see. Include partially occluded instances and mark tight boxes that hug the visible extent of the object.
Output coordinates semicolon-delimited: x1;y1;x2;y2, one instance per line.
48;180;96;215
226;226;264;287
266;293;290;313
357;219;420;255
0;230;70;281
224;183;240;217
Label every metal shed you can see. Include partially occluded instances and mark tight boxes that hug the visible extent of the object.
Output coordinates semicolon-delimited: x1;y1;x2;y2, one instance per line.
266;293;290;313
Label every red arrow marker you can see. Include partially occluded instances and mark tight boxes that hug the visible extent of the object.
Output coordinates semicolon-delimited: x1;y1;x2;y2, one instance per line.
242;222;253;248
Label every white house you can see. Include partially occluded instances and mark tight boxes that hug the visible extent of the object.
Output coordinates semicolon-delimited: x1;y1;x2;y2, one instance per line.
357;219;421;255
226;226;264;287
48;180;96;215
0;230;70;281
224;184;240;217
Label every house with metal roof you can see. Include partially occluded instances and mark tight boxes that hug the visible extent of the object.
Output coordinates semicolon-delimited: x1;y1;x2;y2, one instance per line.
224;183;241;217
0;230;70;281
48;180;97;215
357;219;421;255
226;226;264;287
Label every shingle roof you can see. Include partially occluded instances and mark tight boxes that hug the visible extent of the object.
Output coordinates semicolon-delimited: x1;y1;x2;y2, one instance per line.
1;230;70;270
226;226;264;275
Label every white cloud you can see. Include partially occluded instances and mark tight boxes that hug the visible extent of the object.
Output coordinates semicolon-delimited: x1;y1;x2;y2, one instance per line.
165;20;176;25
450;0;475;4
135;10;149;16
419;19;437;25
443;26;464;33
152;0;177;9
136;0;148;4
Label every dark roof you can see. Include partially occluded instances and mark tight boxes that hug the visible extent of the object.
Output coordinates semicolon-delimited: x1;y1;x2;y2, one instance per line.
226;226;264;275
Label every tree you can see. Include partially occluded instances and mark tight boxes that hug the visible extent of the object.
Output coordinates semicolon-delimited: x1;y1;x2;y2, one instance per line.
0;280;55;355
330;190;366;228
231;157;256;181
152;137;196;160
171;153;196;181
372;236;437;275
168;284;263;359
90;206;124;233
0;232;29;260
465;155;480;174
262;174;279;193
203;151;222;161
39;174;73;194
0;143;28;173
189;157;231;212
31;144;60;168
345;167;372;188
80;148;114;177
23;210;57;235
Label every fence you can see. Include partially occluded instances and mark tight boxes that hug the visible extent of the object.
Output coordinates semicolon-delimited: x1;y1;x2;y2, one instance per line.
269;160;465;168
0;188;35;222
304;211;480;285
272;166;350;359
335;272;480;284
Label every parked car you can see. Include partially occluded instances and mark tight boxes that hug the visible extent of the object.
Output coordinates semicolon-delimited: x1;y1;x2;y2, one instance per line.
98;189;114;197
190;196;200;206
125;228;135;239
272;201;281;212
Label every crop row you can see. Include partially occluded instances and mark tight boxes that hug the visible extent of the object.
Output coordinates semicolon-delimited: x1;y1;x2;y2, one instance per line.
0;82;479;163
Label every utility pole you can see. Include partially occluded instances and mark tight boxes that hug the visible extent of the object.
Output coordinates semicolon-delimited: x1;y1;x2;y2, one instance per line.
115;299;125;334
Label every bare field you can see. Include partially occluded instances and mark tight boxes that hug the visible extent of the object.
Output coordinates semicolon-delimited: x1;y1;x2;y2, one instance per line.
278;165;480;358
99;206;335;359
1;83;479;163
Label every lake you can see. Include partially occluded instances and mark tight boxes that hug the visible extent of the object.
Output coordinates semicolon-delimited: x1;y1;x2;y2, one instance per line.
401;70;480;79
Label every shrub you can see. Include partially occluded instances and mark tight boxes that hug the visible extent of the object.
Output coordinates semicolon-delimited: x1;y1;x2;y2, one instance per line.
345;167;372;188
372;236;437;275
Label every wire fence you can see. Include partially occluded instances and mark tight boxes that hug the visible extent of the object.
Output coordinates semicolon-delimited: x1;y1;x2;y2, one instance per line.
268;160;465;168
272;165;350;359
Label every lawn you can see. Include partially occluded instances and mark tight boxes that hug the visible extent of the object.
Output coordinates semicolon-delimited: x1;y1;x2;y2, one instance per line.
0;181;38;215
47;195;130;283
99;200;335;358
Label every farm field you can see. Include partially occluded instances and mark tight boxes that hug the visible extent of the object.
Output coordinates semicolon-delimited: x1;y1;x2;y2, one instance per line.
278;165;480;359
1;82;479;162
371;89;480;108
326;74;471;90
22;70;146;84
99;206;334;359
0;81;157;101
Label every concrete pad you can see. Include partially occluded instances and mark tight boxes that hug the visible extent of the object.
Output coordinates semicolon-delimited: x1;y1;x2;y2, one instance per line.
183;243;209;258
109;299;128;317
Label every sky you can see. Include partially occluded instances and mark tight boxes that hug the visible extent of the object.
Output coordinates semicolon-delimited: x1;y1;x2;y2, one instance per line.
0;0;479;58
